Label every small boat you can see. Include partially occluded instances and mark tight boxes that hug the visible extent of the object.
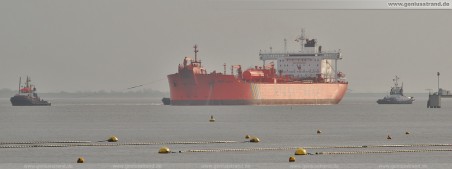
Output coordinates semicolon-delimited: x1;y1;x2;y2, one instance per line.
377;76;414;104
10;76;51;106
438;88;452;98
161;97;171;105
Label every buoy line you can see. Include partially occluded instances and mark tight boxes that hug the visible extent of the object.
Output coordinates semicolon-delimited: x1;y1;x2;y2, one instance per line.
0;144;75;148
0;141;92;145
1;141;451;150
0;140;238;149
303;145;367;149
183;144;452;153
182;146;362;153
184;147;299;153
315;149;452;155
367;144;452;148
302;143;452;149
113;140;238;145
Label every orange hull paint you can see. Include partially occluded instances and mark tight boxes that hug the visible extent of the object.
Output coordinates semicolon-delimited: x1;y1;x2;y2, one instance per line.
168;73;348;105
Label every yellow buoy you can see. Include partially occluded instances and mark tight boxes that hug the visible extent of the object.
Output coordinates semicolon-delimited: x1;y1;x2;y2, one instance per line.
159;146;171;154
295;148;307;155
107;136;119;142
387;135;392;140
249;137;260;143
77;157;84;163
289;156;296;162
245;135;250;139
209;115;215;122
317;129;322;134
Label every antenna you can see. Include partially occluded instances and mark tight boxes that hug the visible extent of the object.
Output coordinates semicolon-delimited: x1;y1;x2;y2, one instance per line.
193;44;199;62
18;77;21;94
284;38;287;53
26;76;29;89
295;28;306;51
301;28;305;40
437;72;440;93
393;75;399;87
223;63;226;74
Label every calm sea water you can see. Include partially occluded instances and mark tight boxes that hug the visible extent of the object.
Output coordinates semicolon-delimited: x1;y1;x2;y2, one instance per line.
0;93;451;168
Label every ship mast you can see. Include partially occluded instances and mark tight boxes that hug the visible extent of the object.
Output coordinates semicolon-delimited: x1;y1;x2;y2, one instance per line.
295;29;306;52
284;38;287;53
26;76;29;90
223;63;226;74
194;44;198;62
437;72;440;93
18;77;21;94
393;75;399;87
192;44;202;67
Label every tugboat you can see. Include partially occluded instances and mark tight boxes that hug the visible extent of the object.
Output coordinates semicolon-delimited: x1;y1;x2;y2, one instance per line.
10;76;51;106
377;76;414;104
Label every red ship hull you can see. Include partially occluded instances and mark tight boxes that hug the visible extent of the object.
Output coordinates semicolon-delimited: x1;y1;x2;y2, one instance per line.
168;73;348;105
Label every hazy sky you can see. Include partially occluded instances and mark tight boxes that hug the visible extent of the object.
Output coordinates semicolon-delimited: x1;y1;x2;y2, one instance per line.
1;0;451;93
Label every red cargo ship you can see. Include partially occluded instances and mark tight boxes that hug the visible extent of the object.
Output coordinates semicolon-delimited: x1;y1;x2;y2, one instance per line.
167;30;348;105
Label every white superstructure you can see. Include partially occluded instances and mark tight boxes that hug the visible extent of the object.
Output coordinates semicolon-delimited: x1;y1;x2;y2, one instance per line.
259;29;343;82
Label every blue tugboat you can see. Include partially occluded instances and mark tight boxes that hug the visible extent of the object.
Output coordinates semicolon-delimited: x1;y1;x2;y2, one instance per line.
10;77;51;106
377;76;414;104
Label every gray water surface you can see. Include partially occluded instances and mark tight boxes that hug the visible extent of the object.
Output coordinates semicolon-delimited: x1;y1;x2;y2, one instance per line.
0;94;451;168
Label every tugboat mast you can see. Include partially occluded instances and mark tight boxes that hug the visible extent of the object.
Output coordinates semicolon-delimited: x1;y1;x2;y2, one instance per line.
393;75;399;87
18;77;21;94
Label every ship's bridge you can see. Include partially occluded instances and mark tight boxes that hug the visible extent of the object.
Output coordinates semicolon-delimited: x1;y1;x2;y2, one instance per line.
258;30;344;82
